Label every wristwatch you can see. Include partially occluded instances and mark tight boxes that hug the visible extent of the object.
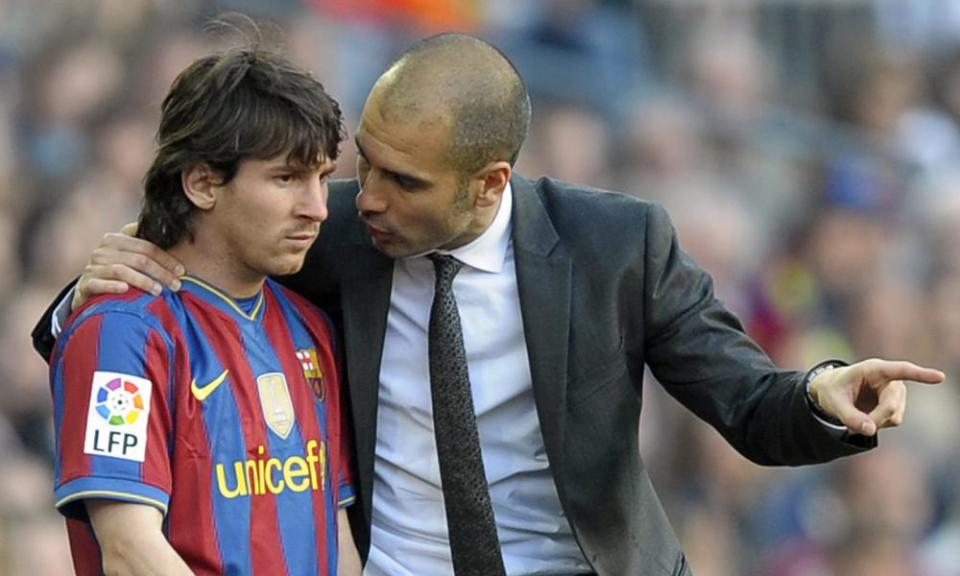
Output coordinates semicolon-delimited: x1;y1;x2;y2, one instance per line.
803;359;849;426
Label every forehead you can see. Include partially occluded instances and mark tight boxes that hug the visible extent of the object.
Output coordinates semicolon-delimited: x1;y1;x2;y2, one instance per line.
356;93;455;176
241;152;336;172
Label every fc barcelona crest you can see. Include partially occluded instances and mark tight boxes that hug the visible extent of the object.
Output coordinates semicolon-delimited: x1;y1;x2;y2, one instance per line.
297;348;325;402
257;373;295;439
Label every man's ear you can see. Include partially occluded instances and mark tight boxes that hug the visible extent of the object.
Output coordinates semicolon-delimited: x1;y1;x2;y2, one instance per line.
472;161;511;209
181;164;221;210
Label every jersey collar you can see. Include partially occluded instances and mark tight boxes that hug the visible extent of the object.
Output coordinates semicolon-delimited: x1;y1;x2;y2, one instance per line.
179;275;265;322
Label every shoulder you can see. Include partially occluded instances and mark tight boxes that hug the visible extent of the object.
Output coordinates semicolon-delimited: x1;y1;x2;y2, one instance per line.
530;176;648;206
520;175;673;245
59;290;176;350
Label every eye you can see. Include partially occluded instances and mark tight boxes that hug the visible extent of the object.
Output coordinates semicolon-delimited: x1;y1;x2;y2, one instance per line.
275;173;296;185
391;173;419;190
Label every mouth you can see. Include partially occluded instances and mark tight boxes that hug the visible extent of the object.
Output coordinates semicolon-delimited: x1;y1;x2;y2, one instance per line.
285;230;319;247
364;222;394;243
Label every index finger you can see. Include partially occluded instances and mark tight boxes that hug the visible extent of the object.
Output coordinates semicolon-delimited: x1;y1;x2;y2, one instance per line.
94;234;185;284
864;360;945;385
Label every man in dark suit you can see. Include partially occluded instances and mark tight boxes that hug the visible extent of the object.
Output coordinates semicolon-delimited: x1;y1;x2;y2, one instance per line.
34;34;944;576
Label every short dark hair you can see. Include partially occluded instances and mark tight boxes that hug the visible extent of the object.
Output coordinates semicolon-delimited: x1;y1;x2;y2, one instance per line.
388;33;531;174
448;55;531;173
138;47;344;248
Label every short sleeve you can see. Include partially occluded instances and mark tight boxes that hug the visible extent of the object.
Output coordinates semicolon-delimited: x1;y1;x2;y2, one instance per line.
50;309;175;520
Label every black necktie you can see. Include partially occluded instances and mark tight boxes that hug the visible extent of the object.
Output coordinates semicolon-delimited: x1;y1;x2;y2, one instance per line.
428;254;506;576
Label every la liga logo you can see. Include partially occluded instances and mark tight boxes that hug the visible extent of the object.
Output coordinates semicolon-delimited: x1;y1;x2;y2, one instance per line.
84;371;152;462
95;378;146;426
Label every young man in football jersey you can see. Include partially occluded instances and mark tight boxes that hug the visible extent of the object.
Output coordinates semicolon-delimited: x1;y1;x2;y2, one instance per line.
48;45;361;575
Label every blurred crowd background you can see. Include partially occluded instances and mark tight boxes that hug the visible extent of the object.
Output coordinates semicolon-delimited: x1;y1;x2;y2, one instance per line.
1;0;959;574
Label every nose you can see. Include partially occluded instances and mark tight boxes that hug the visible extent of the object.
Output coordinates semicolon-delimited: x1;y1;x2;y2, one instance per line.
299;176;329;222
355;175;388;216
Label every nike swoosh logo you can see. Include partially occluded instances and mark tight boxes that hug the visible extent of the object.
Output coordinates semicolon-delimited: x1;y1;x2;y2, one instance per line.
190;369;229;401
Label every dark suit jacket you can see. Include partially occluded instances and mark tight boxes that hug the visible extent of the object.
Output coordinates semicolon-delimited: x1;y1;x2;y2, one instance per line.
34;175;872;576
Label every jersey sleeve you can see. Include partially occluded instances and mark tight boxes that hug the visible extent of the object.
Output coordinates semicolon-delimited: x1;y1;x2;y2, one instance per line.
50;308;175;520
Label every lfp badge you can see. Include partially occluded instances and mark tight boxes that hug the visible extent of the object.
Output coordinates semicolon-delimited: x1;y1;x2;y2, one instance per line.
83;371;152;462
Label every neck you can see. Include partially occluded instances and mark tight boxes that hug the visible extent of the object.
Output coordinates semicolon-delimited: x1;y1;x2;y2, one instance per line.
169;240;265;299
450;193;503;250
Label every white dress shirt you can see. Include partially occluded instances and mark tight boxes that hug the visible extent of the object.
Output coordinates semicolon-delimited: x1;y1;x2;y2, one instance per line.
365;184;591;575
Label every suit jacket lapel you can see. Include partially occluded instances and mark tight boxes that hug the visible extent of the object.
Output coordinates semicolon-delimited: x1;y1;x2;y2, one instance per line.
338;177;574;523
339;241;393;521
512;176;572;483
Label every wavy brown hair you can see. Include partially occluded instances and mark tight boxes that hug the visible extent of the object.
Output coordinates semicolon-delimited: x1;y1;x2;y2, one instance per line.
138;46;344;248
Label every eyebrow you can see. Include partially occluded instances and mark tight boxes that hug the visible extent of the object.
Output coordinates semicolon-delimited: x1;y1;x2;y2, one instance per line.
268;160;337;177
354;136;430;189
318;160;337;177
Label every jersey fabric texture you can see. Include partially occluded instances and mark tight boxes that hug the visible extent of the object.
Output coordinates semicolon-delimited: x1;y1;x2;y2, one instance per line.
50;276;354;576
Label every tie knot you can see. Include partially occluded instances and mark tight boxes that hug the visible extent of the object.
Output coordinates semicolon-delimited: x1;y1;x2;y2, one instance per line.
429;254;464;288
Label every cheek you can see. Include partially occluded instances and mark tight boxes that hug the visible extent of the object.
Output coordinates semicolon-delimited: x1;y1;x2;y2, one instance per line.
231;215;272;252
408;211;449;241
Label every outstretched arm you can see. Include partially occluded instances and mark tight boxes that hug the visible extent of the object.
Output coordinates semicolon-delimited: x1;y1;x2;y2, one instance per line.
640;202;943;463
808;358;945;436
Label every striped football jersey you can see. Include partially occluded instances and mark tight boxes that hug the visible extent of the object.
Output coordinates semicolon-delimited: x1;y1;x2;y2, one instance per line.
50;276;354;575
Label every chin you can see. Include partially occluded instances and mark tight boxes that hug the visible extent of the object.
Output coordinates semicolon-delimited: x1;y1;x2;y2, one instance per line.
268;257;307;277
371;238;419;259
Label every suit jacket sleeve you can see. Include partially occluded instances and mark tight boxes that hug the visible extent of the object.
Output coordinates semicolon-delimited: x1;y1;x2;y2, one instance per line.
638;203;874;465
31;278;79;363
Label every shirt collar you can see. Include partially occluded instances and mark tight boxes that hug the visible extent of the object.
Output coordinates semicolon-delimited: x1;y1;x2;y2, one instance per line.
433;181;513;273
179;274;265;323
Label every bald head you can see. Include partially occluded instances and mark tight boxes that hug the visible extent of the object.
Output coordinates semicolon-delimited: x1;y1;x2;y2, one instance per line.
371;33;531;174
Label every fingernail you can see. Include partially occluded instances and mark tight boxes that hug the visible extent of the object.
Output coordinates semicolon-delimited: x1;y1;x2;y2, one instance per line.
860;420;873;435
171;279;181;291
152;284;163;296
174;265;186;276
